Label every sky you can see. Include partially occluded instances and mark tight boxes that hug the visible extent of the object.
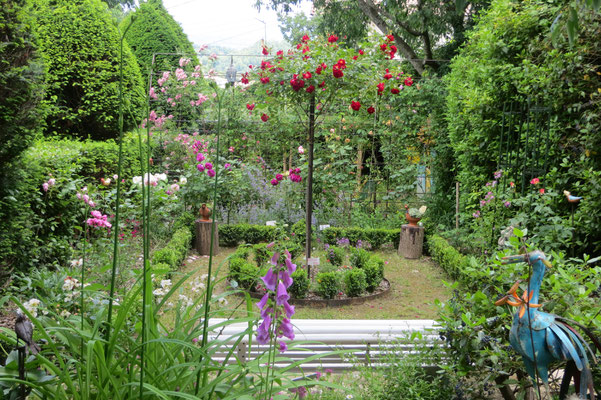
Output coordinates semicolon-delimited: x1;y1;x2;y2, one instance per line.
162;0;313;49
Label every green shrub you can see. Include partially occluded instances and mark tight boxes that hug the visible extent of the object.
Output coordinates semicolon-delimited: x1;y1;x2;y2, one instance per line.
289;268;309;299
427;234;471;282
344;268;367;297
0;0;45;179
228;257;246;277
350;248;370;269
323;227;400;249
325;246;345;266
364;259;384;292
316;271;340;299
34;0;144;139
232;245;252;261
151;227;192;271
233;262;259;291
253;243;273;267
152;248;178;268
219;224;276;246
291;218;310;245
121;0;198;79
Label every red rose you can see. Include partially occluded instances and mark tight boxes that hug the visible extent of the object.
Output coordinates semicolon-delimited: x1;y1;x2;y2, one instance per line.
403;77;413;86
241;72;249;84
315;66;322;74
377;82;385;94
246;103;255;111
261;113;269;122
306;85;315;93
333;67;344;78
389;45;397;59
351;101;361;111
302;46;310;53
296;43;302;50
303;71;312;80
276;49;284;57
328;34;338;43
386;34;394;42
383;69;393;80
318;81;325;88
301;34;310;43
367;106;375;114
380;43;388;52
260;76;270;84
359;49;364;55
336;59;346;69
539;188;545;194
262;46;269;55
391;88;400;94
352;55;358;60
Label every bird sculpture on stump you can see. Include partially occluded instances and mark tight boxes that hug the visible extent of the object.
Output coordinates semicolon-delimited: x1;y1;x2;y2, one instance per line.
14;310;40;355
496;251;600;399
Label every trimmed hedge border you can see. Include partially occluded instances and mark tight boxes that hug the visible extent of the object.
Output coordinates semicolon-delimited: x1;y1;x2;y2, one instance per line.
426;234;476;285
219;224;276;247
151;227;192;272
322;227;401;250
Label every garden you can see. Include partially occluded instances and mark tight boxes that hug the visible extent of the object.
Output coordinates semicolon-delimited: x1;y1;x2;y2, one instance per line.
1;0;600;399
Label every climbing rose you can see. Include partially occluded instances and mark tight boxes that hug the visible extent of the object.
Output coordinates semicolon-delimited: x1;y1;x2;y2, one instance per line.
367;106;375;114
377;82;385;94
261;113;269;122
327;34;338;43
207;169;216;178
530;177;540;185
302;71;312;80
332;67;343;78
204;162;213;170
403;77;413;86
276;173;284;181
386;34;395;42
350;101;361;111
246;103;255;111
391;87;400;94
301;34;310;42
271;178;278;186
262;46;269;55
306;85;315;93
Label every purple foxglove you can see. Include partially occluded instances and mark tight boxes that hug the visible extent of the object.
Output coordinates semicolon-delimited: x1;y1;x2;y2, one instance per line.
261;306;273;319
266;242;275;248
279;341;288;352
256;293;269;310
280;270;293;288
276;281;290;306
285;256;296;275
278;318;295;340
261;268;277;291
270;251;280;266
283;300;295;319
257;315;272;345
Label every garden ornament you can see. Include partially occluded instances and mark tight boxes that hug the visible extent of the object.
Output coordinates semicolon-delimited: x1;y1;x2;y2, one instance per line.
563;191;583;204
496;251;600;399
14;310;40;354
199;203;211;221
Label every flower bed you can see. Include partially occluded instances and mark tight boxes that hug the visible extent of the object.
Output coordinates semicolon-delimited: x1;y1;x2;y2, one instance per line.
227;242;389;304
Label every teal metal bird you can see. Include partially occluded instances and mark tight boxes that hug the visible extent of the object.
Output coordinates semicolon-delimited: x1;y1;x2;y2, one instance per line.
496;251;600;399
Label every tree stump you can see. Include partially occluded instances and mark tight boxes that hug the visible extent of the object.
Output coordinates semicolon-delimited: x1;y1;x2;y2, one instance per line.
398;224;424;259
195;220;219;256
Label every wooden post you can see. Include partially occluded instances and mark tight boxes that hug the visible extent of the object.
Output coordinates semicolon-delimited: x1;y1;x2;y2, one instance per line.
305;94;315;277
455;182;460;230
398;224;424;259
195;220;219;255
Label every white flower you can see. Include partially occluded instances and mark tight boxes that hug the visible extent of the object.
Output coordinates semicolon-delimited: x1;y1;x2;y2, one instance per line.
70;258;83;268
170;183;180;192
179;176;187;185
132;176;142;185
157;173;167;182
23;298;41;317
160;279;172;289
153;288;165;297
62;276;80;291
418;205;427;214
60;309;71;318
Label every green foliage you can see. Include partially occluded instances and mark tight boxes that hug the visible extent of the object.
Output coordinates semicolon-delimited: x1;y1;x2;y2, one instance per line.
446;0;601;254
363;259;384;293
121;0;198;79
325;246;345;266
427;234;473;282
151;227;192;271
219;224;276;246
349;247;371;269
289;267;309;298
0;0;45;181
343;268;367;297
323;227;400;250
316;271;341;299
228;258;259;290
33;0;144;139
290;218;308;245
232;245;253;261
253;243;273;267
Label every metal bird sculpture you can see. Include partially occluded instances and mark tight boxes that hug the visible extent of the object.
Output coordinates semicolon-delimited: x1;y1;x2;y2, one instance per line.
564;191;583;204
496;251;600;399
14;310;40;355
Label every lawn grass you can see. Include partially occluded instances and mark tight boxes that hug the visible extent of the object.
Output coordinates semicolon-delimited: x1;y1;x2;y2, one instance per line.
179;247;453;320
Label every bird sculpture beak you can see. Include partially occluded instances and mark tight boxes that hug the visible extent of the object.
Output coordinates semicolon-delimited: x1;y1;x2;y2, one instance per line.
501;254;525;264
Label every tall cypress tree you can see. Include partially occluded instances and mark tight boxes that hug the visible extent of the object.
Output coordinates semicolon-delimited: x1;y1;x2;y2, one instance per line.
34;0;145;140
121;0;198;80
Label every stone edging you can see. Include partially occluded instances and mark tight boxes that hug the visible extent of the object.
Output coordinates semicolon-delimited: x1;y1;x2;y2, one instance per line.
243;278;391;307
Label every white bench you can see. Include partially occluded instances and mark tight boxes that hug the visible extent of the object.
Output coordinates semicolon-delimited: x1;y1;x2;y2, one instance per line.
208;319;441;372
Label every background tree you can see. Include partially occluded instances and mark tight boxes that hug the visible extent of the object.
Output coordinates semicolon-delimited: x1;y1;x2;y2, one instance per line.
260;0;489;75
33;0;145;140
0;0;45;175
121;0;198;79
